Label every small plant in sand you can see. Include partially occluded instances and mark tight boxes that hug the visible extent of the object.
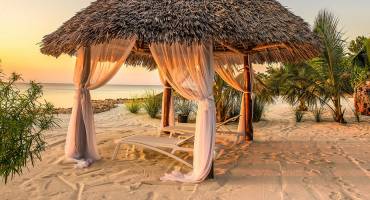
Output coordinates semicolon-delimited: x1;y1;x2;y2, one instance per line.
295;109;305;122
0;72;57;183
142;90;161;118
252;96;266;122
125;96;141;114
311;105;324;122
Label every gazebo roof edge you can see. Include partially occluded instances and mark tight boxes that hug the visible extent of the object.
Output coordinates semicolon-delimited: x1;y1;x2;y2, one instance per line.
40;0;321;68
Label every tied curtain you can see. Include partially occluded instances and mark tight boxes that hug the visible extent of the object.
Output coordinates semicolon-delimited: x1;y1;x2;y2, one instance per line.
150;42;216;183
65;38;136;166
214;53;252;140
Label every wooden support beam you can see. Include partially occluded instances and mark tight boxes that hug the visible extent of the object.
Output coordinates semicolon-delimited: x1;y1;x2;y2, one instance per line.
216;41;247;56
216;40;291;56
243;55;254;141
250;43;290;52
161;81;172;128
206;161;214;180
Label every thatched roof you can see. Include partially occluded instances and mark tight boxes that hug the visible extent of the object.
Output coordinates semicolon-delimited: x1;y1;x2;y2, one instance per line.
40;0;320;69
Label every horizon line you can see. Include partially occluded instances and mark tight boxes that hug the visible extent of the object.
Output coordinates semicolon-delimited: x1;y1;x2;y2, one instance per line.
16;81;162;86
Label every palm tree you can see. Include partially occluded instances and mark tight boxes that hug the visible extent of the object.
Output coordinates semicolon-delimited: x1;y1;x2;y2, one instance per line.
213;75;241;122
313;10;348;123
213;73;275;123
264;63;319;111
349;36;368;54
350;36;370;84
252;73;275;121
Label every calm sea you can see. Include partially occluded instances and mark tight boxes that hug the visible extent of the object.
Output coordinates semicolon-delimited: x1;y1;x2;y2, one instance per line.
16;83;162;108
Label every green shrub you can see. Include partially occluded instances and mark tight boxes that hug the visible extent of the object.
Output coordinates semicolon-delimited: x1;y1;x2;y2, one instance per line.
295;109;305;122
0;72;57;183
125;97;141;114
142;90;161;118
252;96;266;122
175;95;194;116
311;106;323;122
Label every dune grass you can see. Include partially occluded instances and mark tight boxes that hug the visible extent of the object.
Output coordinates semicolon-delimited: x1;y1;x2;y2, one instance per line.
295;109;305;122
125;97;142;114
142;90;162;118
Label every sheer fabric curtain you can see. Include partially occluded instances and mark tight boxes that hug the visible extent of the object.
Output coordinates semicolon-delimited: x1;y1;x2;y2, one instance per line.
65;38;136;167
150;42;216;183
214;53;250;140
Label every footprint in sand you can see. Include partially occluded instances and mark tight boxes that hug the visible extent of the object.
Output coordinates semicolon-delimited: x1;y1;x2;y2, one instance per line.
329;191;343;200
333;177;363;199
302;177;311;184
145;191;158;200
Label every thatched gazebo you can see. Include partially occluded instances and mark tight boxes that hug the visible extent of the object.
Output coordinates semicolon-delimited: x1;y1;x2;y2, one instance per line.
41;0;319;182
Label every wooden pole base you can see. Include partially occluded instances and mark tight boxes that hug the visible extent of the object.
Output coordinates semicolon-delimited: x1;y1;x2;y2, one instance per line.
206;161;214;180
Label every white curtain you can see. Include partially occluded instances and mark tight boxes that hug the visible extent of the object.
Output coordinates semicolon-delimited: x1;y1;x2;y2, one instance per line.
65;38;136;166
214;53;251;140
150;42;216;183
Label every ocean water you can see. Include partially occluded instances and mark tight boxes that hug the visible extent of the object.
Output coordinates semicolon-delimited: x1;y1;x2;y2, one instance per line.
16;83;162;108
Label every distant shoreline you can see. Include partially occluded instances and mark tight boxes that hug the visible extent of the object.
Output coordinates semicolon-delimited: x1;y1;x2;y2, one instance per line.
15;83;163;108
54;98;145;114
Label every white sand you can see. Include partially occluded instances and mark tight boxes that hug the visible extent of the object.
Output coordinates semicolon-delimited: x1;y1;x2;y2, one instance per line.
1;100;370;200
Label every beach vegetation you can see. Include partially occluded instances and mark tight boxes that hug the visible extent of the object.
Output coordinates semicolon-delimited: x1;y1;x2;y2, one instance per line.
311;105;324;122
0;72;57;183
252;96;266;122
349;36;370;87
251;73;275;122
142;90;161;118
312;10;350;123
349;36;368;54
264;63;319;111
266;10;354;124
125;97;142;114
213;75;241;122
174;94;195;123
295;109;305;122
353;110;361;123
213;73;274;123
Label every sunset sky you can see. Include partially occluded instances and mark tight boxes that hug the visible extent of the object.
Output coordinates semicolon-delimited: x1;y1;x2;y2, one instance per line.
1;0;369;85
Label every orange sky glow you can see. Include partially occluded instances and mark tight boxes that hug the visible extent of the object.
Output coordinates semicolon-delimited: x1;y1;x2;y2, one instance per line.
0;0;369;85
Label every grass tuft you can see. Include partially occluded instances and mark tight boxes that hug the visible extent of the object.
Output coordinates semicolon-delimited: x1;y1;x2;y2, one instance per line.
142;90;161;118
125;97;141;114
295;109;305;122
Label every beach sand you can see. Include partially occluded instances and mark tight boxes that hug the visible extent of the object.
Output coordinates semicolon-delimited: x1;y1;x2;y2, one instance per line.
1;99;370;200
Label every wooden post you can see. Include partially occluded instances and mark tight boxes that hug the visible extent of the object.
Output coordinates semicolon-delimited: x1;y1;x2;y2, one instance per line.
243;55;254;141
206;161;214;180
162;81;172;128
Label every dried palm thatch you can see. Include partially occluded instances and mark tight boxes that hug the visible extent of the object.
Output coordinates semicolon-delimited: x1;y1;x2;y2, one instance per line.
40;0;320;69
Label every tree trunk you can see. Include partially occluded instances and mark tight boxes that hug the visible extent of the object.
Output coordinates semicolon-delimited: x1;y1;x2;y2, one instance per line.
243;56;253;141
333;95;346;123
162;81;172;128
298;99;308;111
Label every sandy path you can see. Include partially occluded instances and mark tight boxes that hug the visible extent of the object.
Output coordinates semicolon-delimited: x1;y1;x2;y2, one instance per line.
1;102;370;200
